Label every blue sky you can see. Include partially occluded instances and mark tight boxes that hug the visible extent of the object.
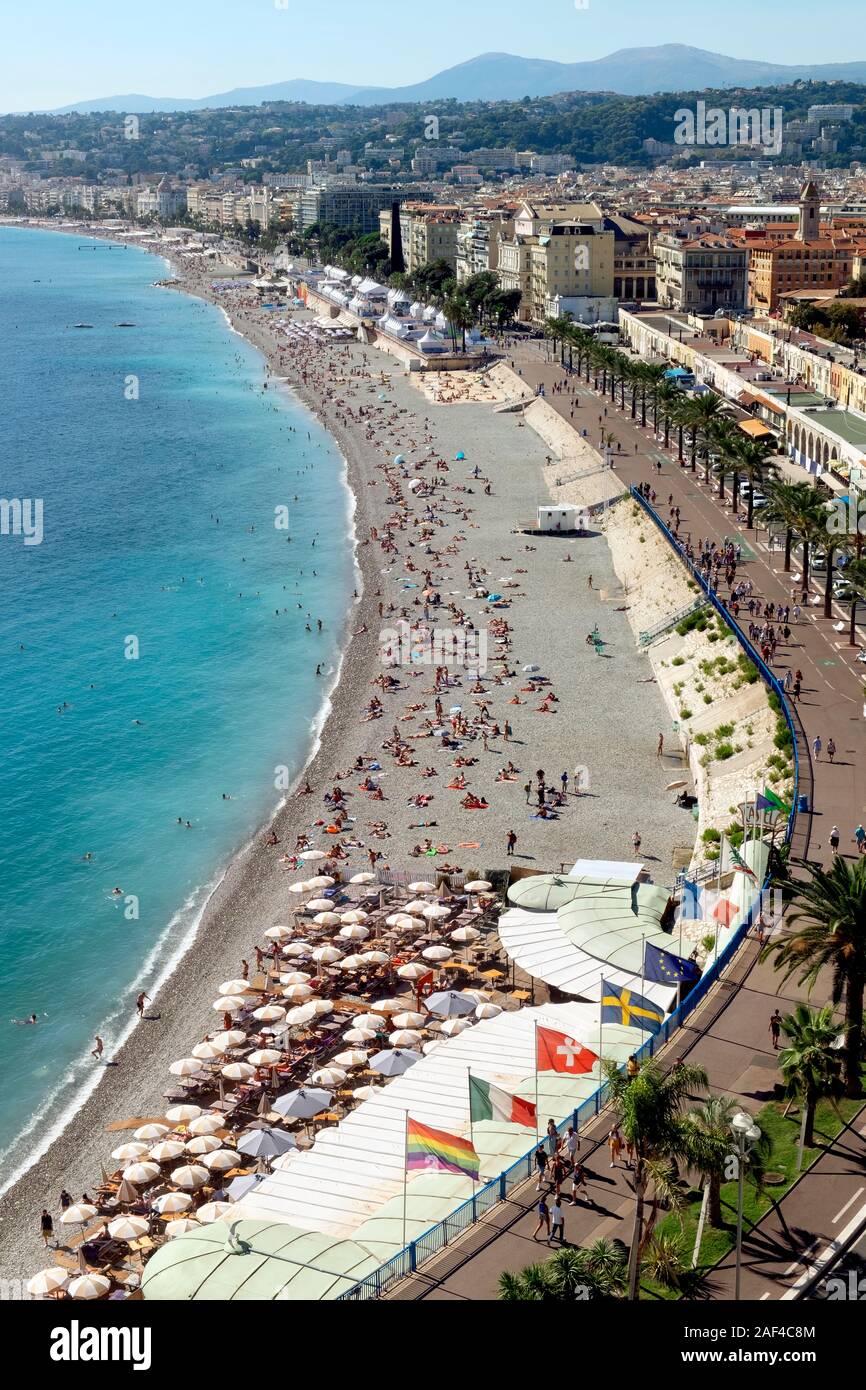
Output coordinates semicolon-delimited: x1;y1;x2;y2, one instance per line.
2;0;863;110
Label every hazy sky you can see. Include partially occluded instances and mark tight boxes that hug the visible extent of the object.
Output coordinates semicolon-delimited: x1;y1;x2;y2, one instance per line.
3;0;863;110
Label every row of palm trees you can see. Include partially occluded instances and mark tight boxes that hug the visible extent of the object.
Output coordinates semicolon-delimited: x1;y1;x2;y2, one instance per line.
545;315;866;643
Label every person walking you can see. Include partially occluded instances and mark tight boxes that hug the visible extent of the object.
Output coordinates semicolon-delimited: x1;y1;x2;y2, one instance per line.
506;830;517;858
533;1193;551;1242
608;1123;624;1168
550;1196;565;1244
40;1209;54;1248
562;1125;579;1169
632;829;642;855
524;781;532;804
855;824;866;856
812;735;822;761
827;737;836;764
570;1162;593;1207
546;1118;559;1157
657;733;665;758
534;1145;548;1191
829;825;840;855
91;1035;104;1061
59;1189;72;1213
769;1009;783;1051
135;992;150;1017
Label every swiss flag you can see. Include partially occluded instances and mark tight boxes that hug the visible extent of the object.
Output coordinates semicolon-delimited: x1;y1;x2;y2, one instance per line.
536;1025;598;1075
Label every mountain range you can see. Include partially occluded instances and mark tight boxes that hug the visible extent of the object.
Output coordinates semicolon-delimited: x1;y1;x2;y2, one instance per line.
44;46;866;115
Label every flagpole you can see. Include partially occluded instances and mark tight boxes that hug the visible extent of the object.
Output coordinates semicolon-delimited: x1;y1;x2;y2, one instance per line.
533;1024;540;1147
402;1112;409;1254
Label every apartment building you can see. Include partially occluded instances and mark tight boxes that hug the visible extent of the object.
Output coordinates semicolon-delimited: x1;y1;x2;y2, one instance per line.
745;182;866;311
300;183;404;234
497;201;614;324
654;233;748;313
455;212;514;283
378;203;458;273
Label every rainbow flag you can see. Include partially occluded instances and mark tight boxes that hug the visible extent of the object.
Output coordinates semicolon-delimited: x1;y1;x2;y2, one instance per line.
406;1117;480;1181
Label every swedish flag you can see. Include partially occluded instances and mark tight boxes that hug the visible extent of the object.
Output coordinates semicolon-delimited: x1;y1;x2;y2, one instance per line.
600;978;664;1034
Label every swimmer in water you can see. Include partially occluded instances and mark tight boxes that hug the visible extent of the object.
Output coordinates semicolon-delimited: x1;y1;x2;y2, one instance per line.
12;1014;38;1025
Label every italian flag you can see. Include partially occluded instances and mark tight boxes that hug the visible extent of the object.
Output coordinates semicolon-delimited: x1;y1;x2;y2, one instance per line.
469;1074;536;1128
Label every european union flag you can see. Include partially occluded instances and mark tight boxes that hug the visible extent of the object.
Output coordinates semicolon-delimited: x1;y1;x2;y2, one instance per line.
644;942;701;986
679;879;703;920
600;978;664;1035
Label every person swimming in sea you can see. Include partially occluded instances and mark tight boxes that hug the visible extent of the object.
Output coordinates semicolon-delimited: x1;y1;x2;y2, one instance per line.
12;1014;38;1025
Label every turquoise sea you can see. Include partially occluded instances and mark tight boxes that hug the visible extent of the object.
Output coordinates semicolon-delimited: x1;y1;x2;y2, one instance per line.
0;227;355;1187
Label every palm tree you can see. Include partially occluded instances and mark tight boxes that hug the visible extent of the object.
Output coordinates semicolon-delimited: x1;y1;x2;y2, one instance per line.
778;1003;844;1146
499;1241;628;1302
642;364;669;434
683;1094;769;1233
787;484;829;588
656;382;681;450
839;555;866;646
763;856;866;1097
733;435;778;529
443;294;474;353
687;393;732;483
711;419;740;503
758;480;816;571
604;1056;709;1300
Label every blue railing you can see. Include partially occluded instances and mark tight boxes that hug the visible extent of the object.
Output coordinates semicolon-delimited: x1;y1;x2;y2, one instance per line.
338;490;805;1301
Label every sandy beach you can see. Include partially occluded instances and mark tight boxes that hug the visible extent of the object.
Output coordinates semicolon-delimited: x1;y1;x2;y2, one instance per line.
0;233;694;1281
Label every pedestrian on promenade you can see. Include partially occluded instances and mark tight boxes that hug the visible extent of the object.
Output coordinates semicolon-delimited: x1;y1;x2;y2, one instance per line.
534;1145;548;1191
533;1193;551;1242
855;825;866;855
827;738;836;764
546;1118;559;1157
570;1162;593;1206
829;826;840;854
813;735;822;761
608;1124;624;1168
563;1125;579;1168
550;1197;566;1243
40;1209;54;1248
769;1009;783;1050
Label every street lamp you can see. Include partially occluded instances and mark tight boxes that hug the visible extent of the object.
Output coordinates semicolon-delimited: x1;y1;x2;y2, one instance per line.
730;1109;762;1300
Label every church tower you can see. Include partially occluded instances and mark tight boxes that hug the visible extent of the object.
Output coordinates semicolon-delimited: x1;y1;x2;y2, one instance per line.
797;180;820;243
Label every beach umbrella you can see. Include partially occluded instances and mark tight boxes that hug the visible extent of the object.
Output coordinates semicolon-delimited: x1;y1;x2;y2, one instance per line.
423;946;453;963
248;1048;282;1067
349;872;377;885
313;912;341;927
306;899;333;912
298;849;328;862
171;1165;210;1191
288;880;313;895
284;1003;317;1027
237;1128;297;1159
274;1087;332;1119
226;1174;263;1202
343;1026;377;1044
397;962;428;981
152;1192;193;1215
148;1140;185;1163
475;1002;503;1020
281;971;312;986
134;1123;169;1142
354;1014;387;1031
59;1204;98;1226
312;946;342;964
219;979;253;996
403;900;430;916
213;995;247;1013
370;1048;420;1077
164;1104;203;1125
107;1215;149;1241
311;1066;347;1087
425;989;476;1017
392;1011;427;1029
111;1141;148;1162
340;954;367;971
212;1030;246;1050
187;1113;224;1137
456;451;466;460
169;1058;202;1078
351;1084;381;1102
361;951;389;965
408;880;437;894
339;924;369;941
192;1041;224;1061
196;1201;235;1223
389;1029;423;1048
68;1274;111;1301
202;1148;240;1173
27;1268;70;1298
386;913;417;930
423;904;450;921
282;983;313;1002
307;876;335;891
370;998;404;1015
451;926;481;944
164;1218;200;1238
333;1049;368;1068
122;1161;160;1185
221;1061;256;1082
253;1004;286;1021
185;1134;222;1156
523;663;541;673
282;942;311;957
264;924;293;941
341;909;370;925
465;880;493;892
115;1180;139;1205
438;1017;473;1037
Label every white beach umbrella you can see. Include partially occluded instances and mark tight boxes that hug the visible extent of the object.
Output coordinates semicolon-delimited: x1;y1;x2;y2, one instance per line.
402;900;430;916
122;1162;160;1185
343;1026;377;1044
248;1048;282;1067
311;1066;347;1087
397;962;428;982
465;880;493;892
264;924;293;941
451;926;481;944
213;995;247;1013
386;913;417;930
282;941;311;957
281;971;312;986
202;1148;240;1172
312;946;342;964
165;1218;200;1237
282;983;313;1002
423;904;450;921
438;1017;473;1036
339;924;369;941
298;849;328;862
389;1029;423;1048
133;1123;169;1142
152;1192;193;1215
284;1004;317;1027
354;1013;387;1030
423;945;453;962
288;880;313;895
185;1134;222;1156
333;1049;368;1068
349;872;377;885
370;998;404;1015
107;1215;150;1241
27;1268;70;1298
196;1201;235;1223
351;1084;381;1101
253;1004;286;1021
221;1061;256;1081
171;1164;210;1191
339;954;366;971
212;1030;246;1050
408;881;436;894
391;1011;427;1029
115;1180;139;1205
68;1274;111;1301
187;1113;224;1137
306;899;332;912
148;1140;185;1163
361;950;389;965
340;909;369;925
306;876;335;890
192;1041;224;1062
313;912;341;927
169;1057;203;1078
219;979;253;996
111;1142;148;1162
475;1002;503;1020
164;1104;203;1125
59;1204;98;1226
